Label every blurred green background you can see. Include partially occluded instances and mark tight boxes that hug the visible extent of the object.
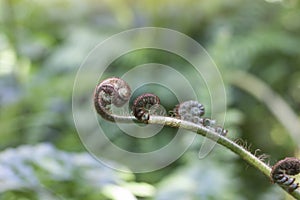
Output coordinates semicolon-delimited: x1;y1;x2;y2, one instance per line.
1;0;300;199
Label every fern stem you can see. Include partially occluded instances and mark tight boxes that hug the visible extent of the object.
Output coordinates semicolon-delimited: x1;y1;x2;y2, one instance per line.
112;115;300;199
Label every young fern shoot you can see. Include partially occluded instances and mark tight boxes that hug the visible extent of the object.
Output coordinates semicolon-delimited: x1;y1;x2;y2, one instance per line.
93;77;300;199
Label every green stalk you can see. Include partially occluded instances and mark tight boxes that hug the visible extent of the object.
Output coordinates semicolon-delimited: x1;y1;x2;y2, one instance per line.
112;115;300;199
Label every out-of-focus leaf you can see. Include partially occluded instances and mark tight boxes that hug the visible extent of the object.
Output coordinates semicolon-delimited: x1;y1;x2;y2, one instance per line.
0;143;154;199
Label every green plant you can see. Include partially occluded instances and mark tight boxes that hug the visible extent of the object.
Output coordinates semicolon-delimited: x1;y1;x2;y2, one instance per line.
0;143;155;200
94;77;300;199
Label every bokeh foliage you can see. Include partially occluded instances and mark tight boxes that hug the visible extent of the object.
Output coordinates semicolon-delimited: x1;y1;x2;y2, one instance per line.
0;0;300;199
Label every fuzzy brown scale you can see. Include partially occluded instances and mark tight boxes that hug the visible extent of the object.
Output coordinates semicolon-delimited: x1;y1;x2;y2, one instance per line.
94;77;131;121
271;157;300;192
132;93;160;122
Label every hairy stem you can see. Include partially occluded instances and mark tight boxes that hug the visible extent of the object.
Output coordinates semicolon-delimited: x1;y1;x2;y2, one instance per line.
95;77;300;199
111;115;300;199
